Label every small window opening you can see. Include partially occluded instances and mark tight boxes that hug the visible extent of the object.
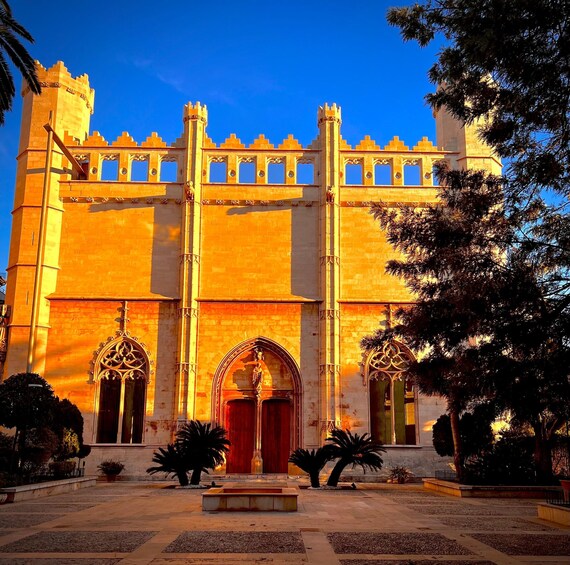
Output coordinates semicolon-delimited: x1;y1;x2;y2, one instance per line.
374;163;392;185
239;161;255;183
209;161;226;183
268;162;285;184
160;160;178;182
297;162;314;184
345;163;363;185
404;164;421;185
131;159;148;182
101;159;118;181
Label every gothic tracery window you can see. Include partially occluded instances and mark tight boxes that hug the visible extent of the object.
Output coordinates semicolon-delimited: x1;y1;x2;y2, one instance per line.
366;341;417;445
96;339;148;444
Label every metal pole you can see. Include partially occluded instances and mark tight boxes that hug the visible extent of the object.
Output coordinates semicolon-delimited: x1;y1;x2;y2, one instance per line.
26;113;54;373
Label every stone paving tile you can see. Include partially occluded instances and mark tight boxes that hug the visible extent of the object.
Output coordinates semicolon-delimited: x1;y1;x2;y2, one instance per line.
0;531;156;553
0;558;121;565
327;532;473;555
472;533;570;556
339;561;495;565
406;503;536;516
0;503;95;513
164;531;305;553
0;513;64;528
437;515;556;531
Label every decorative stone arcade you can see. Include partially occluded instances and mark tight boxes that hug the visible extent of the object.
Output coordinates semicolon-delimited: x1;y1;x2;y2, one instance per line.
212;338;302;474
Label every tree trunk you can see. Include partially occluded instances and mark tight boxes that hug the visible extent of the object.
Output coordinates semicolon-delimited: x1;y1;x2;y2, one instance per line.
309;470;320;488
177;471;189;487
326;460;346;487
450;409;464;483
190;467;202;485
533;424;553;484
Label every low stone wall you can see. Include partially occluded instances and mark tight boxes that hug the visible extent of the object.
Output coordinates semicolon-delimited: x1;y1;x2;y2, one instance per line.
423;478;561;498
537;503;570;526
0;477;96;503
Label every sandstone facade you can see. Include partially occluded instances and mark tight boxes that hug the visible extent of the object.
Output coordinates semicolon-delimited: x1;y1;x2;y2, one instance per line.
2;62;501;478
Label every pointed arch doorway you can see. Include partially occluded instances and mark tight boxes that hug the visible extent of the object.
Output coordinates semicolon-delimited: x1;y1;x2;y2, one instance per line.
213;338;302;474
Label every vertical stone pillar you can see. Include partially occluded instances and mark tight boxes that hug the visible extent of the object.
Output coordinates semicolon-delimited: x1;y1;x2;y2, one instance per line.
317;104;342;440
176;102;207;422
4;61;93;377
435;107;502;175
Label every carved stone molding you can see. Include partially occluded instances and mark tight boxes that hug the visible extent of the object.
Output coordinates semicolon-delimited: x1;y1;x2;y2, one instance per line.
320;255;340;266
180;253;200;264
319;364;341;377
319;419;338;432
319;309;340;320
362;339;414;386
178;307;199;318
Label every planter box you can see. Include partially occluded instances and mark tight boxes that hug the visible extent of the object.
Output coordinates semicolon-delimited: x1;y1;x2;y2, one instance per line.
202;486;298;511
0;477;96;503
538;502;570;526
423;478;560;498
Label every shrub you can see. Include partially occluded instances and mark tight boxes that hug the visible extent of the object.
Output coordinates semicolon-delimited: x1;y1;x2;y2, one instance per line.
463;432;536;485
388;465;413;484
325;428;385;487
49;460;76;479
289;447;335;488
432;408;494;461
97;460;125;476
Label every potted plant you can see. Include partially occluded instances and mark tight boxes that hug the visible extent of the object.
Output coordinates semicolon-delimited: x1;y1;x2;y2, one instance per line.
97;460;124;481
560;477;570;503
387;465;413;484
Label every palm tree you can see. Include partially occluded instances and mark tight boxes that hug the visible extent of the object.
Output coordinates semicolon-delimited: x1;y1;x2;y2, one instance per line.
289;447;334;488
146;443;190;486
0;0;41;125
176;420;230;485
325;428;385;487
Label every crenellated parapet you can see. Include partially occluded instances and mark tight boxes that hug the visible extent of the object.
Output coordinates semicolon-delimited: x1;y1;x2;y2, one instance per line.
28;60;94;114
183;101;208;124
317;103;342;125
56;101;455;188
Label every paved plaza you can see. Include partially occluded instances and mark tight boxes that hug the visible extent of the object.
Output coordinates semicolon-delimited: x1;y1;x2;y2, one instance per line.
0;481;568;564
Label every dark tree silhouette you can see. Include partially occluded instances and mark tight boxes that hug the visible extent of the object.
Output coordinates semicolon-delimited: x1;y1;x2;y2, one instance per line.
289;447;335;488
0;1;41;125
147;443;190;486
325;428;385;487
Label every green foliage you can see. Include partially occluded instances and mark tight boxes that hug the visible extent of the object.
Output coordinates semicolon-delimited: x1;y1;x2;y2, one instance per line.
388;466;413;484
147;420;230;486
432;409;494;460
147;443;190;486
0;431;12;473
387;0;570;198
463;432;536;485
0;1;41;125
176;420;230;485
0;373;57;433
97;460;125;476
325;428;385;487
0;373;88;478
54;428;80;461
363;164;570;483
48;460;76;479
52;398;84;447
289;447;335;488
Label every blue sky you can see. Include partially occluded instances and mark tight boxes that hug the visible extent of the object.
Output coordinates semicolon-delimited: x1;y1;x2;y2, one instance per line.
0;0;443;274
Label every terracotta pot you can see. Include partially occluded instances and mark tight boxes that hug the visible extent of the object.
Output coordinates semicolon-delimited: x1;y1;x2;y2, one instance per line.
560;479;570;503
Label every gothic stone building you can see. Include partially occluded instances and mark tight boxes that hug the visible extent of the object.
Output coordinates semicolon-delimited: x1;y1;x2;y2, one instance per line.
2;62;501;477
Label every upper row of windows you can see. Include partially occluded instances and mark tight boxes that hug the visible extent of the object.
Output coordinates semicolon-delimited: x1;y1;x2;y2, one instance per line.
96;160;427;186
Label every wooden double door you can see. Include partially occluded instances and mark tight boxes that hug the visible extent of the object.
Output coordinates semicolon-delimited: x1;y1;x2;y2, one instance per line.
225;398;291;473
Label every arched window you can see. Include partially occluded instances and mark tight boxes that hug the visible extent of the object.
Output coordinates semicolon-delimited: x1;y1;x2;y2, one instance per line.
95;339;148;444
366;341;417;445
